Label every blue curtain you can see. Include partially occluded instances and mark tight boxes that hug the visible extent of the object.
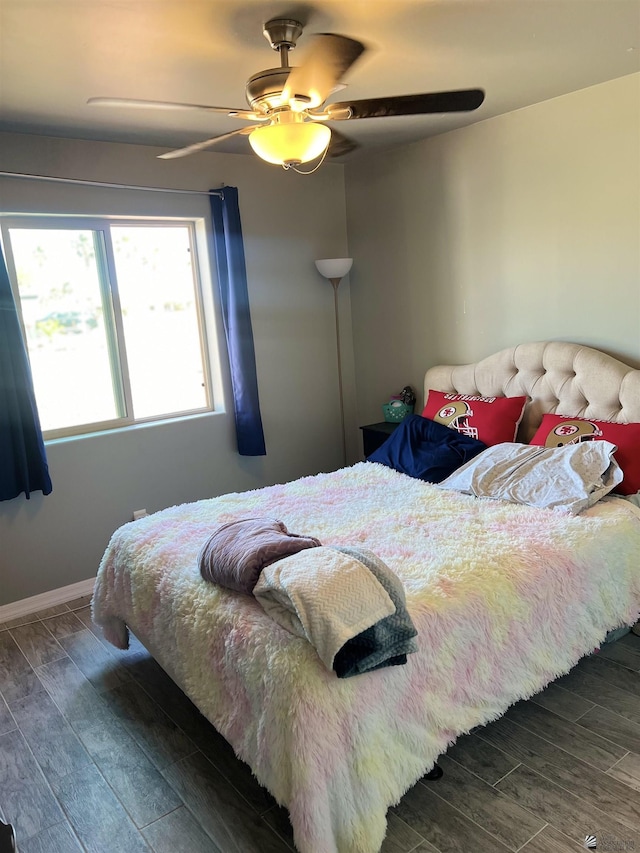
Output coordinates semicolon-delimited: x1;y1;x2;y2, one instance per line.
0;244;52;500
209;187;266;456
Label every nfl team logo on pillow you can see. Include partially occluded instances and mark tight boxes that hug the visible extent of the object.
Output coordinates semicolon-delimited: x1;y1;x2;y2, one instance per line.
435;400;478;439
546;420;603;446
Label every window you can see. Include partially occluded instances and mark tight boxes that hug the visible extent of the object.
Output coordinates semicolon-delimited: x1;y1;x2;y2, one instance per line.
1;217;212;438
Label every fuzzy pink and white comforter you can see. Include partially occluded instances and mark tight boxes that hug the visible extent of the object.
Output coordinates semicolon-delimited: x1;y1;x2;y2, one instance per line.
93;462;640;853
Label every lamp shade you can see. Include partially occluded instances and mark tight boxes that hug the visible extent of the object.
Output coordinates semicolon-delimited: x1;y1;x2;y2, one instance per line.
315;258;353;280
249;122;331;166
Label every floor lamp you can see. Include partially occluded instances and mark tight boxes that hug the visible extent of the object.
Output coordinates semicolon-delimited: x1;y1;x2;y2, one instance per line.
315;258;353;467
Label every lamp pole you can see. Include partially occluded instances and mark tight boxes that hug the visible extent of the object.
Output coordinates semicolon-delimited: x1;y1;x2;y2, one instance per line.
315;258;353;468
329;276;347;467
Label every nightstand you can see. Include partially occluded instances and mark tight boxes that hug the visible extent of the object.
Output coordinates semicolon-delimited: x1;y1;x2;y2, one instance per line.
360;421;400;457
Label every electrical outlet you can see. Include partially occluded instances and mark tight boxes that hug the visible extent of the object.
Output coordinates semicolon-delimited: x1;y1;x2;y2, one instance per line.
132;509;148;521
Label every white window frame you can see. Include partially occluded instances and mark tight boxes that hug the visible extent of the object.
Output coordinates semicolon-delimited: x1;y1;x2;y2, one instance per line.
1;214;215;440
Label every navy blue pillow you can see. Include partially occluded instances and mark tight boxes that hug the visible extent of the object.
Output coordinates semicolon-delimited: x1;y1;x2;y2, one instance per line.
367;414;487;482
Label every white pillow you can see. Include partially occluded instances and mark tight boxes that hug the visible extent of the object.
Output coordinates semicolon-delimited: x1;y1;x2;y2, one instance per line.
439;441;622;514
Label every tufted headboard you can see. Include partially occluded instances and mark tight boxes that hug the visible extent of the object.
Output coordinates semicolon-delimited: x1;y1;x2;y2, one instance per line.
424;341;640;443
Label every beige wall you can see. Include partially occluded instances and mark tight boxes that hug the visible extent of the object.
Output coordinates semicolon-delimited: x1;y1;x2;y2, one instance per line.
345;73;640;425
3;72;639;604
0;132;355;604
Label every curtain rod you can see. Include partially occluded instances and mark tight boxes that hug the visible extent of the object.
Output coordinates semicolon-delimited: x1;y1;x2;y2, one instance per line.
0;171;225;198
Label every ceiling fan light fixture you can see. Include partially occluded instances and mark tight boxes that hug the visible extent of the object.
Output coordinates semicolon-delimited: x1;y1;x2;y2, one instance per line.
249;120;331;166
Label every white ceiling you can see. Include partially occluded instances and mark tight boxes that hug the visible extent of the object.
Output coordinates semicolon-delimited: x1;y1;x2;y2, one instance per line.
1;0;639;160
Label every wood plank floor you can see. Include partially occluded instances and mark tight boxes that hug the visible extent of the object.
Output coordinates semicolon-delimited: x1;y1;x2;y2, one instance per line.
1;601;639;852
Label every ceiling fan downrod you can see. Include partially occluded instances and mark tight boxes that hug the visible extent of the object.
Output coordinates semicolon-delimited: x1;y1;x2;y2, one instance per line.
262;18;304;68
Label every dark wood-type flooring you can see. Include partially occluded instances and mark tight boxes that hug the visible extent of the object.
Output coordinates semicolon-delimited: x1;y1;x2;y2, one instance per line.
1;599;639;852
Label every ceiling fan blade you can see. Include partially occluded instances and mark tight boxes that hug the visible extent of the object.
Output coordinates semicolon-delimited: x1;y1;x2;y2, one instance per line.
88;97;265;121
325;89;485;120
158;127;254;160
327;128;359;159
282;34;365;110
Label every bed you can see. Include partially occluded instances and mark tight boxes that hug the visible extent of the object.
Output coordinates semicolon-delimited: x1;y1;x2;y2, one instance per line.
92;340;640;853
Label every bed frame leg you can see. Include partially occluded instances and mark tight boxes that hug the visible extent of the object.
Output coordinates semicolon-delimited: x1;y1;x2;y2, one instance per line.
0;820;16;853
424;763;443;780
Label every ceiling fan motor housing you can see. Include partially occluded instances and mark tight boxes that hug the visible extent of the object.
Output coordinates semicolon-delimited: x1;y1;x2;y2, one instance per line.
249;20;306;113
245;68;291;112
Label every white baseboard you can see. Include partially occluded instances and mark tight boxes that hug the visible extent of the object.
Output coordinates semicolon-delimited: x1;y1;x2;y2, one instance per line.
0;577;96;623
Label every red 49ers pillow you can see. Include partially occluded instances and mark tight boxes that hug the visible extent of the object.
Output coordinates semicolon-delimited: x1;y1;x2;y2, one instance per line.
422;391;527;447
530;414;640;495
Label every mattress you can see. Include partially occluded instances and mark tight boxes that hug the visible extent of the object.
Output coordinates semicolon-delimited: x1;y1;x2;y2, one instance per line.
93;461;640;853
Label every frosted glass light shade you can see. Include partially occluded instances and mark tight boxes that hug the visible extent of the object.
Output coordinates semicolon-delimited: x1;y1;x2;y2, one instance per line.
315;258;353;280
249;122;331;166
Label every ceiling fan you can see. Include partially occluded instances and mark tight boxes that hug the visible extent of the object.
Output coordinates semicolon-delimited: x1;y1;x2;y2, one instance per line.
88;18;485;173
